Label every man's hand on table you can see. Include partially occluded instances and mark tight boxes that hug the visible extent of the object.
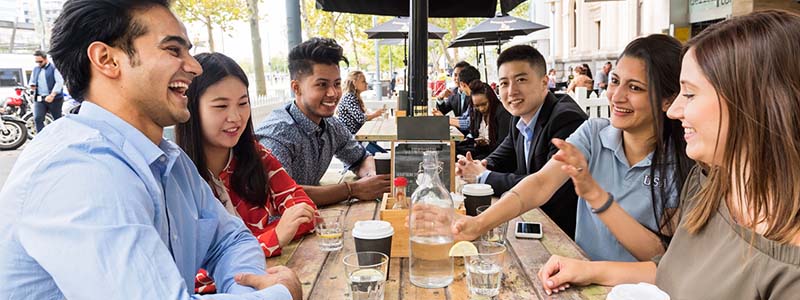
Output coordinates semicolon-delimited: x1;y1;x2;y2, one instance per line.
235;266;302;299
455;152;488;183
352;174;391;200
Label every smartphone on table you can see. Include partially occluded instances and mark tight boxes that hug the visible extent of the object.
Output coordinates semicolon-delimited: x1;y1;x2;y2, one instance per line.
514;221;543;239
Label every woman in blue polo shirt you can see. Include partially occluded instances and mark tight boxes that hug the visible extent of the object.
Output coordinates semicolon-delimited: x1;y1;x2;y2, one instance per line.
454;34;693;263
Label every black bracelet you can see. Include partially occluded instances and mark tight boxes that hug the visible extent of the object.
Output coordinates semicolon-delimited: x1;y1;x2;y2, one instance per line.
591;193;614;214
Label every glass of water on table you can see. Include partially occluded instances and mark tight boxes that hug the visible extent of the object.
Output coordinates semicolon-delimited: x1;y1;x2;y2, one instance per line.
315;209;345;251
343;251;389;300
465;241;506;298
476;205;507;244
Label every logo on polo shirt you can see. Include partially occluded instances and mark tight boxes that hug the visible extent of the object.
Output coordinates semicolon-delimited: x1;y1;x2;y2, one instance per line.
643;175;662;187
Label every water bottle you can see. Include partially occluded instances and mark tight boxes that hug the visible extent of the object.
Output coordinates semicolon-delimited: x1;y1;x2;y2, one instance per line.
408;151;454;288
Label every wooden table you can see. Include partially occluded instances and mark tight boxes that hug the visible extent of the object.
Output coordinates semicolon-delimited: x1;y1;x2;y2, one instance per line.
355;117;465;142
268;200;610;300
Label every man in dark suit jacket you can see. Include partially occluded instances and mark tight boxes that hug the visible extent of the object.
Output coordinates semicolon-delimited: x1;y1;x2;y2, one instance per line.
434;61;472;133
456;45;587;238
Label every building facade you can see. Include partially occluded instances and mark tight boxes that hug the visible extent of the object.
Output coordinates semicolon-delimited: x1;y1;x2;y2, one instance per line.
517;0;800;83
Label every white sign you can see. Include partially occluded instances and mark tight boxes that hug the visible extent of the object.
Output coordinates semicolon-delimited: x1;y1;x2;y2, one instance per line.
690;0;732;23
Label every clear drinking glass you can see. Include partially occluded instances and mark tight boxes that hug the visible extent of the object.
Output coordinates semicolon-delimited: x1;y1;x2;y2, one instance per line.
343;251;389;300
465;241;506;298
315;209;345;251
476;205;508;244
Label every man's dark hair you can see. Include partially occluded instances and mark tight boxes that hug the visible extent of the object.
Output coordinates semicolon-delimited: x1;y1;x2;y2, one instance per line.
496;45;546;76
33;50;47;59
454;61;471;70
458;66;481;85
49;0;170;101
288;37;349;80
605;61;612;66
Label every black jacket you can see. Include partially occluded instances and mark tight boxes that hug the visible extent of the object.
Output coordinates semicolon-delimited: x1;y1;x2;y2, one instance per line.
484;92;587;238
436;87;470;117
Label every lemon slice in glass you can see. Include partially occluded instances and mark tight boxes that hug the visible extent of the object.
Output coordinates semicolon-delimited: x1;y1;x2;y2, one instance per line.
449;241;478;257
318;232;343;239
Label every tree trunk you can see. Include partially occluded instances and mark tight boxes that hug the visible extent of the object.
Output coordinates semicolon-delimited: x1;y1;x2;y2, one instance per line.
440;41;453;70
206;16;215;52
347;21;360;69
449;19;458;63
247;0;267;95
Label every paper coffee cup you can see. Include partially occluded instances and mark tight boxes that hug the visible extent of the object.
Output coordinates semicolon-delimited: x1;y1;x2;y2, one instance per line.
462;184;494;216
374;152;391;175
352;220;394;260
607;283;670;300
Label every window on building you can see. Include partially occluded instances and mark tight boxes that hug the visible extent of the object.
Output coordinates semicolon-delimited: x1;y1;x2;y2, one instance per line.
595;21;601;50
571;1;577;48
637;0;643;36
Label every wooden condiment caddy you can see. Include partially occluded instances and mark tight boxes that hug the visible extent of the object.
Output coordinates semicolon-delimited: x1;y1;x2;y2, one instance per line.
378;193;466;257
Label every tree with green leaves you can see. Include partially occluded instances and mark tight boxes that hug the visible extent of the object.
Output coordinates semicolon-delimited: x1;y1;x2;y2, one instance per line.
174;0;247;53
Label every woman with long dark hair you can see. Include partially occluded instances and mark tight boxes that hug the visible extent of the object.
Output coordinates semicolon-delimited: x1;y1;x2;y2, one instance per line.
537;10;800;298
454;34;693;263
456;80;511;160
175;53;317;293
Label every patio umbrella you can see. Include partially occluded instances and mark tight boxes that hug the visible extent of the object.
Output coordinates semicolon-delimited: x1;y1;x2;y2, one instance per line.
452;14;548;54
447;38;512;81
365;17;447;39
377;39;404;46
316;0;527;18
316;0;529;116
366;17;448;92
447;37;509;49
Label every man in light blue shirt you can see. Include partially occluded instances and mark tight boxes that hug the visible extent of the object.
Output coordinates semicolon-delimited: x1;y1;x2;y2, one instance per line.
0;1;299;299
29;50;65;132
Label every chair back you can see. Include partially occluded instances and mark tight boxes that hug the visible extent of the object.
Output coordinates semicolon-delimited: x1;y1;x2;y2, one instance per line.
575;96;611;119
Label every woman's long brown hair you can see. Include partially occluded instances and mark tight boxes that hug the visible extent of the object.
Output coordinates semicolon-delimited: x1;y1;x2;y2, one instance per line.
683;10;800;243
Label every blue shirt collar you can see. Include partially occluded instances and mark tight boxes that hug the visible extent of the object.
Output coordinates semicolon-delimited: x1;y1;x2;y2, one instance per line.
515;106;543;137
598;124;653;168
288;101;325;136
78;101;174;166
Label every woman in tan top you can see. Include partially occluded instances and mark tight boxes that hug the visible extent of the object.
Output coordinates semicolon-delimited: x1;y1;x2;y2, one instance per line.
537;10;800;298
566;65;594;97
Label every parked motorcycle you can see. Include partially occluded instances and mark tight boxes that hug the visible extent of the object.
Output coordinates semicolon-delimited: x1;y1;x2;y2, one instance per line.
0;114;28;150
1;86;53;139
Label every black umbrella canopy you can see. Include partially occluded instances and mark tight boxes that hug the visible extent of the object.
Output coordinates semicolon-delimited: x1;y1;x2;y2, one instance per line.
447;37;510;48
365;17;448;40
316;0;527;18
454;14;548;42
378;39;404;46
